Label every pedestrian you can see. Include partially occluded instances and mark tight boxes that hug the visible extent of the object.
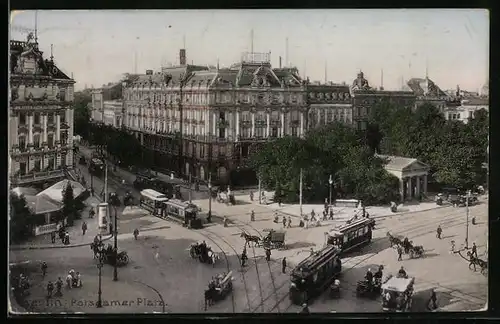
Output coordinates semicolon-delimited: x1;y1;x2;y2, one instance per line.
287;216;292;228
41;262;48;278
397;245;403;261
133;228;139;240
249;191;254;202
65;232;70;245
82;221;87;235
90;187;94;197
278;197;282;207
250;210;255;222
55;277;63;297
89;209;95;219
471;242;478;259
265;248;271;262
329;208;334;220
310;247;315;256
436;225;442;239
46;281;54;298
282;216;287;228
50;231;56;243
450;240;456;253
282;257;287;274
310;210;316;222
241;250;247;267
428;289;437;310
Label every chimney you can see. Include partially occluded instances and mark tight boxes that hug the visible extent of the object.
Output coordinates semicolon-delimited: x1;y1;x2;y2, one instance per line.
279;56;282;68
146;70;153;75
179;49;186;66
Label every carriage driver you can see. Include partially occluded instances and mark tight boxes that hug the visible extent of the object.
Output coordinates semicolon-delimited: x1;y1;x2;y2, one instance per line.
365;268;374;284
398;266;407;278
374;265;384;281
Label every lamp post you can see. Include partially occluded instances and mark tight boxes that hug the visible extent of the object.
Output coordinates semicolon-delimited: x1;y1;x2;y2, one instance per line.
207;173;212;222
96;243;103;308
109;193;119;282
328;175;333;207
188;173;192;203
465;190;470;249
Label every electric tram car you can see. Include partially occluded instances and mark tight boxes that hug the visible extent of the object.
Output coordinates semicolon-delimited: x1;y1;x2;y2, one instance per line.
162;198;203;229
326;217;376;254
289;245;342;305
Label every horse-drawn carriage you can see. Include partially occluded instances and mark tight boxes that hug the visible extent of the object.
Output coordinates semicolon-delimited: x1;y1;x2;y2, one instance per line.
216;192;235;205
259;229;286;250
190;242;219;267
356;277;383;298
381;275;415;312
204;271;234;310
387;232;424;259
101;247;130;267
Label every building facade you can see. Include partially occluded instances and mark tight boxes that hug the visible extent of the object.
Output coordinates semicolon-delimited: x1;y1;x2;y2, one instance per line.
350;72;416;130
444;97;489;123
90;82;124;127
9;35;76;187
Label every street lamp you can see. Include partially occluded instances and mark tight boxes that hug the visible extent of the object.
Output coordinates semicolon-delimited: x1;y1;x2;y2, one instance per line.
328;175;333;206
465;190;471;249
207;173;212;223
110;193;119;282
96;244;103;308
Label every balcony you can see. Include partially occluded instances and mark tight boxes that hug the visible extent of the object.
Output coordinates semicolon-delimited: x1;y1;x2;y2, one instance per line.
11;169;65;186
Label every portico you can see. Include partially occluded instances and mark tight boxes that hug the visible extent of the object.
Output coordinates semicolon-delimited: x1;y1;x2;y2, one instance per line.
377;155;430;201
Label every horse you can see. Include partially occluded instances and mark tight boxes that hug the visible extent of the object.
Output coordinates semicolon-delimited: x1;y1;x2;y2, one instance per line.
467;251;488;275
240;232;260;247
387;232;403;247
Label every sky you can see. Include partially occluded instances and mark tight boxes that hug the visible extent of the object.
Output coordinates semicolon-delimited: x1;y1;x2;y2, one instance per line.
11;9;489;92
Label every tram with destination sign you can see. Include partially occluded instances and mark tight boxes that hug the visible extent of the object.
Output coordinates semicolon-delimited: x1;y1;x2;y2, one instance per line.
326;217;375;254
289;245;342;305
162;199;203;229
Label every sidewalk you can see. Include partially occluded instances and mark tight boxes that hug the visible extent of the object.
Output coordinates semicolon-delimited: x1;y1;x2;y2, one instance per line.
236;194;446;220
11;195;112;251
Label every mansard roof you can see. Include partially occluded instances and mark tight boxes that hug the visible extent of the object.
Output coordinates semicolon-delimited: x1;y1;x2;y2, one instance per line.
407;78;447;98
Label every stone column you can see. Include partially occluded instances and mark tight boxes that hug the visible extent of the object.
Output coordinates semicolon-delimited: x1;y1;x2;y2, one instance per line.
56;114;61;142
266;111;270;138
407;176;412;199
423;174;428;195
300;112;304;137
43;114;48;143
251;111;255;137
416;176;421;198
28;114;34;145
399;178;405;202
212;112;217;136
236;110;240;140
281;111;285;137
12;116;19;145
317;109;321;125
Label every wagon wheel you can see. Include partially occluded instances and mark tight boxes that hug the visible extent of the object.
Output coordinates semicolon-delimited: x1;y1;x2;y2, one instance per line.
121;254;130;264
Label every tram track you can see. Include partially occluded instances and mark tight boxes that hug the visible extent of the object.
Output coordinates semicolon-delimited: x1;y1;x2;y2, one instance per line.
198;227;252;313
230;219;282;313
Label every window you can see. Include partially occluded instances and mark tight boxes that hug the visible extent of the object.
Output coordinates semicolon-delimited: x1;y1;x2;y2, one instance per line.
34;113;40;125
60;112;66;124
61;132;68;145
19;162;27;175
33;134;40;148
271;127;278;137
48;134;54;148
19;113;26;125
34;160;41;171
47;113;54;124
19;136;26;150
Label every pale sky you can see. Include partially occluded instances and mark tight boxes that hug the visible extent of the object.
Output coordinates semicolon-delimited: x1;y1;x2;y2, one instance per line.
11;9;489;92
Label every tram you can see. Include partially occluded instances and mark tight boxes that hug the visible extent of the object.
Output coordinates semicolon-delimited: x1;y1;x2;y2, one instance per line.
289;245;342;305
89;158;105;176
326;217;375;254
139;189;168;215
162;199;203;229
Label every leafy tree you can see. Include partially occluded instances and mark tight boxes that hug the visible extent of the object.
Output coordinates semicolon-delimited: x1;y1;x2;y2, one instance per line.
74;92;92;140
9;193;33;243
62;183;77;226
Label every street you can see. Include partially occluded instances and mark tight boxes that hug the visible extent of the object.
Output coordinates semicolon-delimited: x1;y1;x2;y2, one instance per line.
10;189;488;313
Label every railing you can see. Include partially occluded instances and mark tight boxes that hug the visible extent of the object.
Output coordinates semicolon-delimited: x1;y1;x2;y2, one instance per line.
12;169;65;184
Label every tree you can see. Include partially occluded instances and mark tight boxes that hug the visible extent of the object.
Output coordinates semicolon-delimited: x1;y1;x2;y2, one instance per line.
73;91;92;140
9;193;34;243
62;183;77;226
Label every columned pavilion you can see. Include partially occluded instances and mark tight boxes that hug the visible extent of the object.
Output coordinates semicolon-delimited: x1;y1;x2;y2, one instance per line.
377;154;430;201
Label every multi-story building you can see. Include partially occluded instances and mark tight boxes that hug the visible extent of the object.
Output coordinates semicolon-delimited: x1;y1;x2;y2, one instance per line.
444;97;489;123
406;77;453;112
91;82;125;127
9;34;76;188
350;72;416;130
123;51;313;183
307;82;353;129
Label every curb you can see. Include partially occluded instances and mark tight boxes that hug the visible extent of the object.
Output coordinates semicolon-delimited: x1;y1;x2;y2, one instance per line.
10;234;113;251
